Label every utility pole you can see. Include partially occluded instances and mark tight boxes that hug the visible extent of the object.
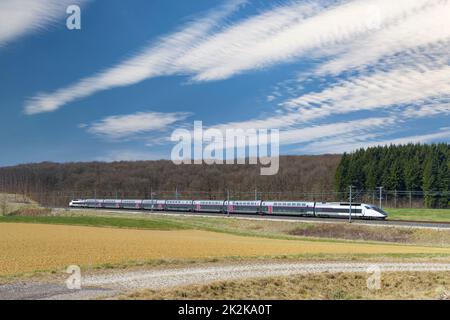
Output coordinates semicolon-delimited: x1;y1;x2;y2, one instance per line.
377;187;383;208
409;190;412;208
226;189;230;217
150;187;153;212
255;186;258;201
349;185;354;223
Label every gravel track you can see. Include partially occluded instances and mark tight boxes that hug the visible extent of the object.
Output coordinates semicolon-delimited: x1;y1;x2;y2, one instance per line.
2;262;450;300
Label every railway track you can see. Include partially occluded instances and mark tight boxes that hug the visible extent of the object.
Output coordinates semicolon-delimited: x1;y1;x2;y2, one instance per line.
64;208;450;230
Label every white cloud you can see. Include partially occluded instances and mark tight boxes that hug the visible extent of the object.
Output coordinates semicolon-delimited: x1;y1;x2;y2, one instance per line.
198;114;395;149
403;103;450;118
302;127;450;154
24;0;246;115
315;1;450;76
24;0;450;115
181;0;442;81
86;111;190;139
22;0;450;155
279;117;396;146
0;0;88;47
176;0;331;81
283;65;450;121
95;150;166;162
191;0;450;153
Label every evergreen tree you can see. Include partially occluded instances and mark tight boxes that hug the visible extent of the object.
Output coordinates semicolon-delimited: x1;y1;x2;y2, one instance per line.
334;143;449;208
404;154;422;191
335;153;349;193
385;159;404;191
437;145;450;208
422;150;439;208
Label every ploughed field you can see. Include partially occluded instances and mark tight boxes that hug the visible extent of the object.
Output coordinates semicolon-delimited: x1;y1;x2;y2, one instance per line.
2;221;450;277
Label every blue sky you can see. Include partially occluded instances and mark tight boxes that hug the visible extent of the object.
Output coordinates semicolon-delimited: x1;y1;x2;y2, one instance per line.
0;0;449;166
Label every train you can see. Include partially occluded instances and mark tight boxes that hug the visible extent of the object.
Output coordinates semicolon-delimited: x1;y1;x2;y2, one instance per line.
69;199;388;220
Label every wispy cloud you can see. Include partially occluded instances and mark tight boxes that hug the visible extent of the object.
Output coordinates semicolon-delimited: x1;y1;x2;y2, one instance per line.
283;64;450;121
279;117;396;146
180;0;442;81
24;0;246;115
315;1;450;77
21;0;450;155
403;103;450;118
95;150;166;162
195;0;450;154
0;0;88;47
86;111;190;139
301;127;450;154
25;0;450;117
278;0;450;124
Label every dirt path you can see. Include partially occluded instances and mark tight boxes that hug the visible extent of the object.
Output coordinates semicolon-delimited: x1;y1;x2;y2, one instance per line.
1;262;450;300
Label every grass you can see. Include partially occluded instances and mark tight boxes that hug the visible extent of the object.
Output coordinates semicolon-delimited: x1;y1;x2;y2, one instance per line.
166;214;450;247
122;271;450;300
386;207;450;222
0;214;188;231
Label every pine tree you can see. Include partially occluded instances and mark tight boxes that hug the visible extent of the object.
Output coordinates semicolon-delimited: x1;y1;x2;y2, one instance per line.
365;162;377;191
334;143;448;208
335;153;349;193
404;154;422;191
384;159;404;191
437;146;450;208
422;151;439;208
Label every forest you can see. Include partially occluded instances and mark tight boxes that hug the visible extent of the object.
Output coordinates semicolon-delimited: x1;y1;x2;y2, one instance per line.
335;144;450;208
0;155;341;203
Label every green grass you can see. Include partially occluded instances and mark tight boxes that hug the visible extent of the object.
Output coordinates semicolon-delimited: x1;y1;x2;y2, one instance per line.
386;208;450;222
0;215;189;231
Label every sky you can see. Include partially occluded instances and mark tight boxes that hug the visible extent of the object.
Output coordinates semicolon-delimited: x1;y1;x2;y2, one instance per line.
0;0;449;166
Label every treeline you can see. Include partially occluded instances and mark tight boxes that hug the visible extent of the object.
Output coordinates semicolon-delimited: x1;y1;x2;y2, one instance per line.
0;155;340;203
335;144;450;208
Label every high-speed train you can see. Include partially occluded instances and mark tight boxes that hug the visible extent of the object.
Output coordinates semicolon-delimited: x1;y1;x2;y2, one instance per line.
69;199;388;220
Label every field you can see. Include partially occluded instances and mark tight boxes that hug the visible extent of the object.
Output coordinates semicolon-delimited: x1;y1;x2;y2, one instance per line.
124;271;450;300
3;211;450;247
1;210;450;300
2;220;450;277
386;208;450;222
